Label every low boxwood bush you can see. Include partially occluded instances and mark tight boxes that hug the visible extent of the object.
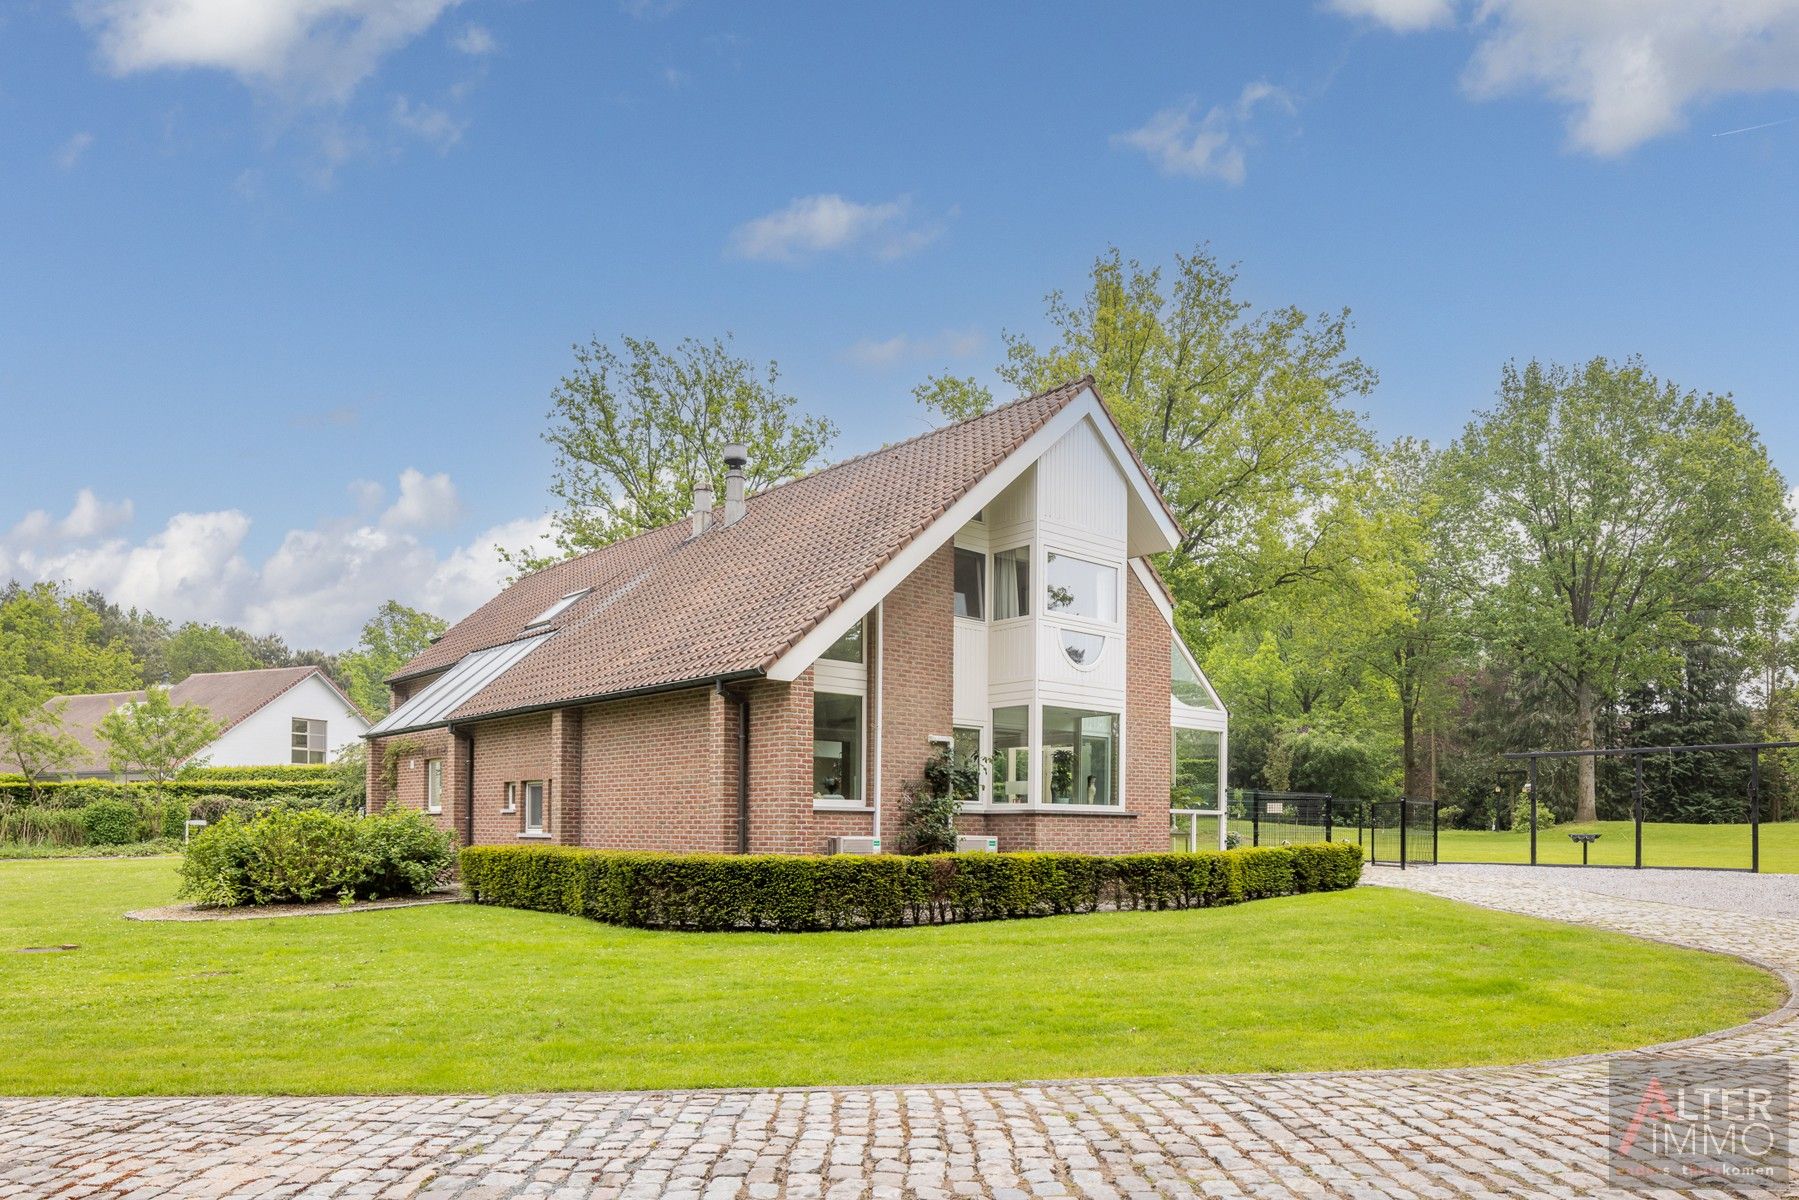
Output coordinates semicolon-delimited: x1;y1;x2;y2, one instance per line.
178;806;455;907
459;841;1364;932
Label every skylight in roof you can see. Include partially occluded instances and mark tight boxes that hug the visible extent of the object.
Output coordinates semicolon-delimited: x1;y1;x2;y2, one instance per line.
526;588;592;628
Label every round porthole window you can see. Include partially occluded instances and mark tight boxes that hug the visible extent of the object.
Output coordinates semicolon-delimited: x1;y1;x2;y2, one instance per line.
1062;630;1105;667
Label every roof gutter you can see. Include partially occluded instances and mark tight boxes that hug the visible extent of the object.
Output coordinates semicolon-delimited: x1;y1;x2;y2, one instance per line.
362;669;766;742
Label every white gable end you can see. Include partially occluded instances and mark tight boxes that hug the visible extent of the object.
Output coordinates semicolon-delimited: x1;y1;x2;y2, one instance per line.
206;674;370;767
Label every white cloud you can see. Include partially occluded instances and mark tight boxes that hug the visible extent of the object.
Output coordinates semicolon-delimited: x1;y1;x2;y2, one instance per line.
451;22;494;55
391;94;464;150
379;468;461;530
1114;81;1296;185
843;328;984;369
0;477;552;649
1331;0;1799;156
54;131;96;169
76;0;463;104
1324;0;1454;32
727;194;946;263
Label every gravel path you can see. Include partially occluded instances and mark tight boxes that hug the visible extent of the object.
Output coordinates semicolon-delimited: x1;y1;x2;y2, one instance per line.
1412;861;1799;921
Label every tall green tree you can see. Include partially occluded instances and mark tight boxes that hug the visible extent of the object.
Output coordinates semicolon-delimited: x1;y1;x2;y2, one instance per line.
164;623;261;682
338;601;448;718
95;687;220;791
0;582;142;696
1443;357;1798;823
917;246;1377;623
518;335;838;567
1356;438;1469;800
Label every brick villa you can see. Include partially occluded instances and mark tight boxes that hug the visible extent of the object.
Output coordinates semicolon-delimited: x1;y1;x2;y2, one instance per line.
365;379;1229;855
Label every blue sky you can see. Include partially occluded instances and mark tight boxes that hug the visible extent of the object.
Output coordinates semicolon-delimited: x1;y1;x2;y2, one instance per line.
5;0;1799;648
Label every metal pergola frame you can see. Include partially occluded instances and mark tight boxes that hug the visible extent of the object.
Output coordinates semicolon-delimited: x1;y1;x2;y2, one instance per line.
1499;740;1799;873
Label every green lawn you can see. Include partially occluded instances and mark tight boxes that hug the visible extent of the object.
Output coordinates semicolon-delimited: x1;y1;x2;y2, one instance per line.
0;857;1782;1096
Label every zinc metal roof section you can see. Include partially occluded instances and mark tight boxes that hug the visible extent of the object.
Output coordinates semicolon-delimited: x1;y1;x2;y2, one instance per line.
367;633;553;736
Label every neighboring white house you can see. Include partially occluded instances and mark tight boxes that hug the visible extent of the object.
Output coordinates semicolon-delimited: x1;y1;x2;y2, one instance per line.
48;667;369;777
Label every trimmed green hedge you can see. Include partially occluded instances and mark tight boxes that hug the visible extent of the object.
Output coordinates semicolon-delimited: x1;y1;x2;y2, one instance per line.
459;842;1363;932
0;778;338;806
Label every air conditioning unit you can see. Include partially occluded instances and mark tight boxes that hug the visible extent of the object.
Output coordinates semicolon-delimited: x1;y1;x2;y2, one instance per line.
827;836;882;855
956;835;999;853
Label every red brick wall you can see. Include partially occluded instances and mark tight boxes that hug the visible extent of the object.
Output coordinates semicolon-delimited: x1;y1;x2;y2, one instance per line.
740;673;815;853
1122;569;1174;853
366;727;457;840
466;713;553;844
875;544;955;815
576;687;732;852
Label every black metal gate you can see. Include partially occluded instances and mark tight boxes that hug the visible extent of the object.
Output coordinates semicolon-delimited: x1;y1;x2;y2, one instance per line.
1365;798;1438;869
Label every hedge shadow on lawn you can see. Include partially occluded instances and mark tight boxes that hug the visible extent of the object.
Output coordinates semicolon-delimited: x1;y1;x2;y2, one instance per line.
459;842;1365;933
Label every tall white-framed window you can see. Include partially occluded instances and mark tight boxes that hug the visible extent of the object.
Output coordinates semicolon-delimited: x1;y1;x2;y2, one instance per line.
1040;706;1120;806
992;546;1031;620
953;547;986;620
813;692;864;801
502;781;517;813
425;759;443;814
951;724;985;805
991;705;1030;803
523;780;546;833
291;718;327;764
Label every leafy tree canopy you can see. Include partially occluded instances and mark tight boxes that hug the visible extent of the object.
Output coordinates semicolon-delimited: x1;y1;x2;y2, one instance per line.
165;623;261;682
95;686;221;790
339;601;449;718
516;334;838;569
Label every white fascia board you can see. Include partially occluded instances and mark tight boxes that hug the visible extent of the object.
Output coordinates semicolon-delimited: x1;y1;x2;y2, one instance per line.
1130;559;1230;717
768;391;1102;683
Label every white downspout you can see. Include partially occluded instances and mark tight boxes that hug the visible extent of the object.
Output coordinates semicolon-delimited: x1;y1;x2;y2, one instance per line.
872;601;885;849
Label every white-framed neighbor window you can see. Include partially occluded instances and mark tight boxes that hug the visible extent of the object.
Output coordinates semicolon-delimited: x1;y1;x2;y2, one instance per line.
813;692;863;800
502;781;517;813
425;759;444;813
523;780;546;833
291;718;327;764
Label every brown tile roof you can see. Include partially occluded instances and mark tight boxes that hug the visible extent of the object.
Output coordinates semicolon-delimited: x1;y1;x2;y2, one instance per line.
46;666;350;775
390;379;1100;727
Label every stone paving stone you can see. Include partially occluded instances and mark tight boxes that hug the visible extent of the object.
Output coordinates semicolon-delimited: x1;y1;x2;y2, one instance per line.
2;868;1793;1198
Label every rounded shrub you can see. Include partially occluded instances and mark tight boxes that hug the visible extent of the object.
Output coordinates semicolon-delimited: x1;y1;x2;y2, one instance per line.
178;806;453;908
80;799;142;846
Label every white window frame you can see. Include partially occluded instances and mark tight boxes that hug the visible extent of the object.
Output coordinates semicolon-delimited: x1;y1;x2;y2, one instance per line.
522;780;547;835
990;543;1033;624
502;781;517;813
1042;547;1121;629
1038;703;1123;808
812;690;867;809
425;759;443;814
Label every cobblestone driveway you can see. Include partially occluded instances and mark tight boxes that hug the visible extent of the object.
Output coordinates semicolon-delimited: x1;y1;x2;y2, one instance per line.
2;868;1792;1200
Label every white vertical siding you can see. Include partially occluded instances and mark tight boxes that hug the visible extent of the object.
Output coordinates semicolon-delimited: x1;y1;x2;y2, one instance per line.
1037;419;1128;552
952;619;988;724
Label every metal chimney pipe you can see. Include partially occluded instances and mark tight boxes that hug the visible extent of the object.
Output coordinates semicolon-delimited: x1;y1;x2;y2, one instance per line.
722;442;749;525
691;479;714;537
